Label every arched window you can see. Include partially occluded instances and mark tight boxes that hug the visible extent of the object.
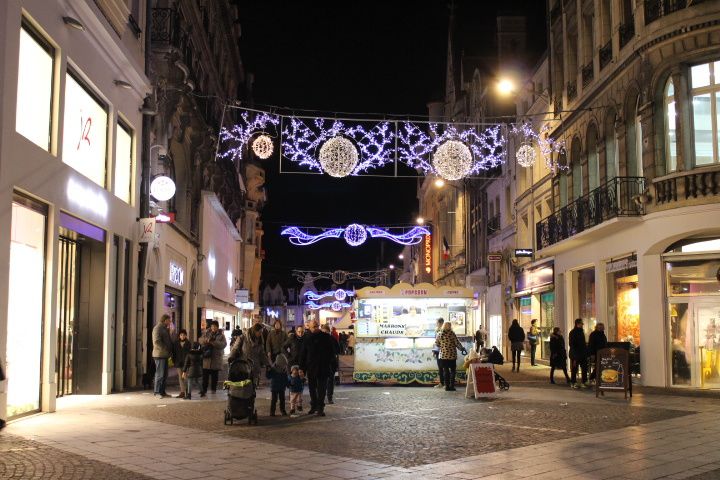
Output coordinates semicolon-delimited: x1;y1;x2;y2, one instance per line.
664;78;678;172
690;61;720;166
558;151;568;207
587;123;599;190
605;110;619;180
571;137;583;199
625;93;643;177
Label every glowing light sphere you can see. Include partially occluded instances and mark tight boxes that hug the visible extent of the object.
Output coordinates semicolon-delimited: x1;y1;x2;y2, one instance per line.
344;223;367;246
432;140;473;181
318;136;358;178
334;289;347;301
150;175;176;201
332;270;347;284
331;301;343;311
516;143;537;168
251;134;274;159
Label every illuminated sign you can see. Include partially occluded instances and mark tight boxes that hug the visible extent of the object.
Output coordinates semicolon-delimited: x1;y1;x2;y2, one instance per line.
400;289;429;296
169;262;184;287
154;212;175;223
515;248;533;257
424;234;432;274
488;253;503;262
150;175;176;201
266;308;280;319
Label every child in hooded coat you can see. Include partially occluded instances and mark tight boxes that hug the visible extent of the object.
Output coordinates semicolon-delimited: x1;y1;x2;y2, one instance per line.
266;353;289;416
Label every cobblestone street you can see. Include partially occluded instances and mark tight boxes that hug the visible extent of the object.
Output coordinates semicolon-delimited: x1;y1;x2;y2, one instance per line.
4;363;720;479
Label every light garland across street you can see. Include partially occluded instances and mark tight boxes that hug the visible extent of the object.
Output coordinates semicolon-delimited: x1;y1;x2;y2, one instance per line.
281;224;431;247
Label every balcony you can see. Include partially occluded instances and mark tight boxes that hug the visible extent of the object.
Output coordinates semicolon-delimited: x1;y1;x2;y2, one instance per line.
619;16;635;48
599;41;612;70
653;165;720;206
645;0;692;25
536;177;645;250
150;7;176;44
581;62;594;87
487;215;501;234
567;80;577;102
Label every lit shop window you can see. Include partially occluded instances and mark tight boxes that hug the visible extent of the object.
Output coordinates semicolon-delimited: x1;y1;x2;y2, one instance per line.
16;23;54;150
62;73;108;187
115;122;134;203
690;61;720;166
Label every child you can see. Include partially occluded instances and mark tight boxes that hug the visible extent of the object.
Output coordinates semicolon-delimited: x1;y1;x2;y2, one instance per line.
183;342;203;400
172;329;191;398
266;353;289;416
288;365;305;417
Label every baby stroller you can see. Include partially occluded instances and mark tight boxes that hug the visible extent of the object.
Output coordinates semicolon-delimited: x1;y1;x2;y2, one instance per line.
485;346;510;391
223;357;258;425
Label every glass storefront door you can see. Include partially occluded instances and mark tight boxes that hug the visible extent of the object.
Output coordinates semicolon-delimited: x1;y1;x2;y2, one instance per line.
7;198;47;418
669;298;720;388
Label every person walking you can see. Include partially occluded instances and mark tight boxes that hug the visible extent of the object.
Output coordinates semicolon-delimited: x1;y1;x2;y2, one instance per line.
435;322;467;391
288;365;305;416
152;314;174;398
266;320;287;363
549;327;570;384
528;319;540;366
172;329;191;398
182;342;203;400
432;318;446;388
199;320;227;396
569;318;589;388
474;326;487;353
320;324;340;404
299;319;336;416
588;322;608;382
347;332;356;355
508;319;525;372
266;353;289;416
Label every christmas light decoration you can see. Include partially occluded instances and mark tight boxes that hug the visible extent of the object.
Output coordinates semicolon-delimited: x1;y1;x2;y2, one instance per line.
305;300;352;311
217;111;280;163
281;224;431;247
281;117;395;176
332;270;348;284
292;269;389;285
516;143;536;168
510;122;567;173
303;289;355;301
432;140;473;180
397;122;506;178
251;134;274;159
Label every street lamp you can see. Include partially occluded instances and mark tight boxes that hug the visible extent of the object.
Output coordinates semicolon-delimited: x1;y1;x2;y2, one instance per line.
388;264;395;270
434;178;446;188
398;253;404;260
497;78;515;96
416;216;425;225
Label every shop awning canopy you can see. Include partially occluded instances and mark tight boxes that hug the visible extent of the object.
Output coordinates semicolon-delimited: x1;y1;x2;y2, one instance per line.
356;282;474;299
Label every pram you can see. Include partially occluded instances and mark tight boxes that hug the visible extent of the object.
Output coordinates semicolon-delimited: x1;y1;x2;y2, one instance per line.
223;357;258;425
482;347;510;391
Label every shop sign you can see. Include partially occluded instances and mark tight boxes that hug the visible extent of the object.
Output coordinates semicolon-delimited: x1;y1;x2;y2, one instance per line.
400;288;429;296
239;302;254;310
67;178;109;219
138;217;155;243
266;308;280;319
514;248;533;257
169;262;184;287
365;289;387;296
515;261;554;294
154;212;175;223
235;289;249;304
423;234;432;274
378;323;407;335
595;347;630;399
488;253;502;262
606;257;637;274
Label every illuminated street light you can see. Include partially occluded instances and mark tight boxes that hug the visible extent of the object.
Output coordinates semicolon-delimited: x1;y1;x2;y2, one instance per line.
398;253;404;260
388;264;395;270
434;178;446;188
416;216;425;225
497;78;515;96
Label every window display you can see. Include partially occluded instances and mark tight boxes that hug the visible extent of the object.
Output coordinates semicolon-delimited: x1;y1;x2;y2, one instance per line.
16;24;53;150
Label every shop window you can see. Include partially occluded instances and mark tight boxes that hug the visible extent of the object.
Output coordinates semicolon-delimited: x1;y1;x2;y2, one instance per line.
606;262;639;345
574;267;596;335
16;22;54;151
115;121;134;203
62;72;108;187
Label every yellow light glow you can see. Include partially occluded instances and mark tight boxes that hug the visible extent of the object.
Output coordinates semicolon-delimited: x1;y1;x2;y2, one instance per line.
434;178;446;188
416;217;425;225
497;78;515;96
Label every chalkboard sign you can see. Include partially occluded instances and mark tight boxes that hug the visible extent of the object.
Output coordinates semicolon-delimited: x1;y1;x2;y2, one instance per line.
595;347;630;399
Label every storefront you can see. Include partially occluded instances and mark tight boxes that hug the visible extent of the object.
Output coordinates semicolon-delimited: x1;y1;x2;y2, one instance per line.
514;261;554;360
165;247;187;331
352;283;473;384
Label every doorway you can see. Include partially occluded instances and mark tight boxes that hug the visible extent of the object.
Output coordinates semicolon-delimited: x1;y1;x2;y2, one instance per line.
669;298;720;388
145;281;156;387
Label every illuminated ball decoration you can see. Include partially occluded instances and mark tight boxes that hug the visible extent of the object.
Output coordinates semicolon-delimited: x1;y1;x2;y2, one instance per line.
516;143;537;168
318;136;359;178
344;223;367;246
432;140;473;181
251;134;274;159
331;301;343;312
334;289;347;301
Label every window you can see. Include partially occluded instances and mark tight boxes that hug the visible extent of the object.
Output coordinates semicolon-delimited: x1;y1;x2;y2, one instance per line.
665;78;678;172
115;121;134;203
690;61;720;166
571;138;583;199
16;22;54;150
587;124;599;190
605;110;619;180
62;72;108;187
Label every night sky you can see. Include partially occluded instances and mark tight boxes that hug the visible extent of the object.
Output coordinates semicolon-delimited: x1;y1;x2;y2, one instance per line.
236;0;547;293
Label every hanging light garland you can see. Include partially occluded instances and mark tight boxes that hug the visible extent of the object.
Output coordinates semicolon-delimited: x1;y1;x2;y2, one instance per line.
217;110;280;163
281;224;431;247
251;134;274;159
510;122;567;173
432;140;473;180
516;143;537;168
292;269;388;285
318;136;359;178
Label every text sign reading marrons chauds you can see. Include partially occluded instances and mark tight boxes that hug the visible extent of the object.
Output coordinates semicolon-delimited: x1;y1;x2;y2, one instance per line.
596;347;630;398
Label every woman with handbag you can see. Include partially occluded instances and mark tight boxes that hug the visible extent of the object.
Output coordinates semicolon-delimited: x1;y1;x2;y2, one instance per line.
527;319;540;366
507;319;525;372
199;320;227;396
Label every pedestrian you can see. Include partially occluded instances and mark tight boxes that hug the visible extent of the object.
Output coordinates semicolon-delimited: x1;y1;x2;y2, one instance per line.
508;319;525;372
339;331;348;355
266;353;289;416
474;326;487;353
299;319;336;416
266;320;287;363
182;342;203;400
245;323;268;386
230;325;243;348
331;326;340;343
432;318;445;388
172;329;191;398
435;322;467;392
549;327;570;384
284;325;305;366
528;319;540;366
347;332;356;355
288;365;305;417
569;318;589;388
588;322;608;382
320;324;340;404
199;320;227;396
152;314;174;398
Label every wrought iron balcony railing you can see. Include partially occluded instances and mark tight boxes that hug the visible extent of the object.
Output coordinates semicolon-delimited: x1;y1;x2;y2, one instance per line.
599;41;612;70
536;176;645;250
582;62;594;87
151;7;177;44
645;0;691;25
619;16;635;48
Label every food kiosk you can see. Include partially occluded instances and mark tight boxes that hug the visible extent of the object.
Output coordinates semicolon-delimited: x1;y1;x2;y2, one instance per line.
352;283;474;384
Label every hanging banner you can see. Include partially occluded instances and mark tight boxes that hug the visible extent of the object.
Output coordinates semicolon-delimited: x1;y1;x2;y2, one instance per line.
139;217;155;244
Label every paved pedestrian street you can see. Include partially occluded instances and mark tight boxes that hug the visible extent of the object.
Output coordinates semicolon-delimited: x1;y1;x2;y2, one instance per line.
3;365;720;480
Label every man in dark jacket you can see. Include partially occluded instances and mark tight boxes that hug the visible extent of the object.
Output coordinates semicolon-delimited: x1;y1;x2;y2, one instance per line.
588;322;608;382
568;318;589;388
299;319;336;416
284;325;305;366
152;314;174;398
172;329;191;398
321;324;341;404
266;320;287;363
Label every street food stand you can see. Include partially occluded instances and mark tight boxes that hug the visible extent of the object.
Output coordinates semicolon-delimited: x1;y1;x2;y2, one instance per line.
352;283;474;384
